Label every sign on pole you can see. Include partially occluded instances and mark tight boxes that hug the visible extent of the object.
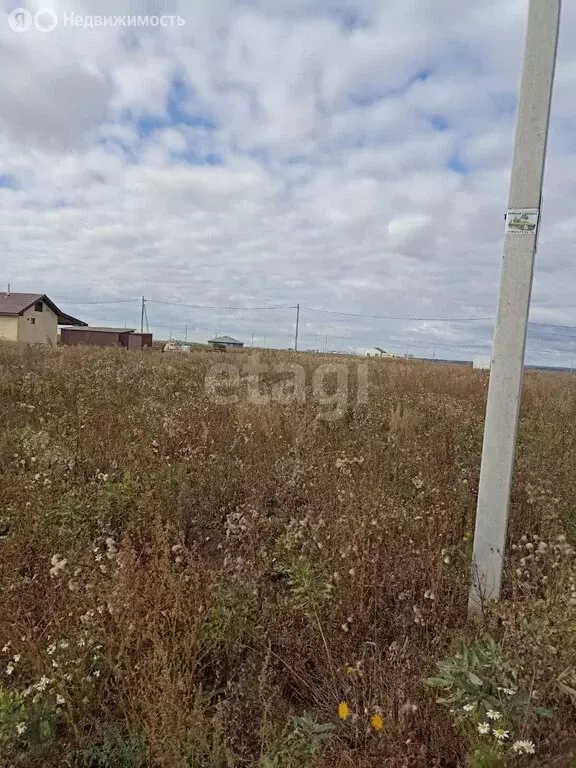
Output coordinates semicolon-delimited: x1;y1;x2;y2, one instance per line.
469;0;561;617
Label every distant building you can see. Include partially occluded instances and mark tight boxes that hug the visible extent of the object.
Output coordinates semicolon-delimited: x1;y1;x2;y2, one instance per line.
365;347;392;357
473;355;491;370
127;332;153;350
60;327;152;349
0;292;86;345
207;335;244;350
163;341;190;353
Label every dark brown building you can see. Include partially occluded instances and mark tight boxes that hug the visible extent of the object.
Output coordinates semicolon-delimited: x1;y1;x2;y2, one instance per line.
60;327;152;349
127;332;153;349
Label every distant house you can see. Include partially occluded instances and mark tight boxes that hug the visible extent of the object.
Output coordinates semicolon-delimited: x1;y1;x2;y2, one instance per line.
60;327;153;349
0;292;86;345
163;341;189;353
207;335;244;350
473;355;491;370
365;347;392;357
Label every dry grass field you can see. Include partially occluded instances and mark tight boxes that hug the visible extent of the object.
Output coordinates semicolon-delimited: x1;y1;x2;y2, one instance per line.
0;343;575;767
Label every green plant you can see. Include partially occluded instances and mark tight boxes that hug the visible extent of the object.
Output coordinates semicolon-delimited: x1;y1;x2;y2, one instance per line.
199;584;256;653
427;637;552;761
50;490;93;537
275;560;332;615
0;684;25;750
426;637;520;717
71;726;148;768
261;714;335;768
0;681;62;756
466;742;504;768
98;471;138;529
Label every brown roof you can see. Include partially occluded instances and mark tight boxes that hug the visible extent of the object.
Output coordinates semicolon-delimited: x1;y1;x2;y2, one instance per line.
0;293;86;326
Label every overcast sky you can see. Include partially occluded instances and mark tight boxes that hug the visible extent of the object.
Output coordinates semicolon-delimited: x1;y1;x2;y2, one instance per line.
0;0;575;363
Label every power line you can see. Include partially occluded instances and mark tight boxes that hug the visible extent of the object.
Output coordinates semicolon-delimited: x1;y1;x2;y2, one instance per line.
528;321;576;330
51;293;576;360
297;306;575;328
54;295;576;329
147;299;294;311
53;297;141;305
300;306;496;322
526;330;576;339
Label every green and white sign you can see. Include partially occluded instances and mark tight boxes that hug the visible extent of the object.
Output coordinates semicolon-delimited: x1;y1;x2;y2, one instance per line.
506;208;539;234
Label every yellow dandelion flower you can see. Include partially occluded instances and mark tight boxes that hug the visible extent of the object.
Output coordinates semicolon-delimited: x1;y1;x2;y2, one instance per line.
370;713;384;731
338;701;351;720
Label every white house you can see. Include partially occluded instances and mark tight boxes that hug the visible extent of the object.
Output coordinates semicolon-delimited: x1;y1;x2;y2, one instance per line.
0;292;85;345
365;347;393;358
473;355;492;370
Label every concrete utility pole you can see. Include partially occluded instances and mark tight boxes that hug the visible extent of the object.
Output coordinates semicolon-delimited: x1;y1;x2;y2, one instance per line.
294;303;300;352
469;0;561;617
140;296;145;334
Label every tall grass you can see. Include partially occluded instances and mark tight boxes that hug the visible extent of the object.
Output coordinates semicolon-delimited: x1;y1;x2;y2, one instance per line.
0;343;574;767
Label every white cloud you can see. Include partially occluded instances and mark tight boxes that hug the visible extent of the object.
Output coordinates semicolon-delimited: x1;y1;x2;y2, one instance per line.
0;0;575;363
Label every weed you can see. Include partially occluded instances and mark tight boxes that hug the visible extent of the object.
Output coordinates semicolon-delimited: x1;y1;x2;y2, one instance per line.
0;345;574;766
261;713;335;768
276;559;333;615
71;726;148;768
466;742;504;768
0;680;62;758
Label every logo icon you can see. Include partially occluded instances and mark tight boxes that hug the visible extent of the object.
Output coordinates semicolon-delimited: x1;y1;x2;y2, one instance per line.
7;8;33;31
34;8;58;31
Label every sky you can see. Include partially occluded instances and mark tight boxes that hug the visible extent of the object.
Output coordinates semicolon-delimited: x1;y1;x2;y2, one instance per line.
0;0;575;363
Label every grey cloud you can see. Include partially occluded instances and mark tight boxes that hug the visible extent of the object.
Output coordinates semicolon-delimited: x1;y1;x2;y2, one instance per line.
0;1;575;363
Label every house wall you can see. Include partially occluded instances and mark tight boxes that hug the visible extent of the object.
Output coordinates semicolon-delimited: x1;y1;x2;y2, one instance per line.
0;316;18;342
18;303;58;344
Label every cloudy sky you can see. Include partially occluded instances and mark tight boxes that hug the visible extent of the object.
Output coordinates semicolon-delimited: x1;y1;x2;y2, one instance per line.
0;0;575;363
